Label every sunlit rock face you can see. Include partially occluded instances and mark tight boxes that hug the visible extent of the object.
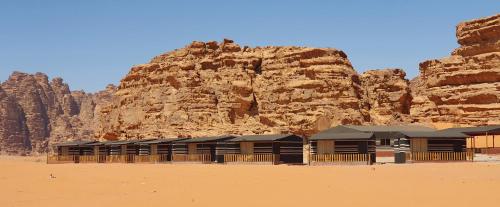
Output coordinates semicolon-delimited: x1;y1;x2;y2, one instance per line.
97;39;370;139
2;14;499;153
411;14;500;126
360;68;412;125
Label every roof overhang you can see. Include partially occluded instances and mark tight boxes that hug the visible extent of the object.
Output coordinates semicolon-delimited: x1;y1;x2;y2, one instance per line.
228;134;302;142
310;132;375;140
175;135;235;143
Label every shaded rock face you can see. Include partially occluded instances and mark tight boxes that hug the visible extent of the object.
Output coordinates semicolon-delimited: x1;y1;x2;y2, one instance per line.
0;72;116;154
0;86;30;154
411;14;500;126
360;69;412;124
98;39;369;138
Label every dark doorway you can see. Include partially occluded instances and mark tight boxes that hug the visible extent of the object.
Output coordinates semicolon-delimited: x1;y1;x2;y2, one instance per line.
210;145;216;162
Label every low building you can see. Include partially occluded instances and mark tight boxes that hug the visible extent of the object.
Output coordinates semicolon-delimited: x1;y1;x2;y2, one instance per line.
137;138;189;162
223;134;303;164
440;125;500;154
312;125;475;163
315;125;436;162
103;139;155;163
50;140;98;163
172;135;235;163
397;131;473;162
309;131;375;165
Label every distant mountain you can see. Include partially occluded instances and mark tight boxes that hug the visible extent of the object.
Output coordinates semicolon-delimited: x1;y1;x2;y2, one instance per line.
0;72;115;154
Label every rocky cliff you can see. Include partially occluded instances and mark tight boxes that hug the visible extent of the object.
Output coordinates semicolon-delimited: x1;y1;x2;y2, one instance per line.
0;72;115;154
1;14;498;153
97;39;414;139
411;14;500;126
360;69;412;125
98;39;366;138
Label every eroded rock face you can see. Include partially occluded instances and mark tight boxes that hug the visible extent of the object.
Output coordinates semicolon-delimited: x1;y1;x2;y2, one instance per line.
0;72;115;154
98;39;368;138
1;14;498;151
360;69;412;124
411;14;500;125
0;86;30;154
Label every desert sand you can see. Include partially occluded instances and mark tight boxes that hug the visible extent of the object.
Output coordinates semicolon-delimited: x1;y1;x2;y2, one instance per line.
1;156;500;207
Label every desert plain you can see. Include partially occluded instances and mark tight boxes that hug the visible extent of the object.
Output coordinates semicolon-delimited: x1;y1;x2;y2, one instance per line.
1;156;500;207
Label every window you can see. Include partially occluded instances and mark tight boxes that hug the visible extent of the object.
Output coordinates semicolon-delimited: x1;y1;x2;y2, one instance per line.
380;139;391;146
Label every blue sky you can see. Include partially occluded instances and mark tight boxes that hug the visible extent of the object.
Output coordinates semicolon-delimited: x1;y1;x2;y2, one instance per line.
1;1;498;92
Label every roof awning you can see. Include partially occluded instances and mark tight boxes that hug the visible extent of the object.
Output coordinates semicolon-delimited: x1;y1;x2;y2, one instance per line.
139;138;188;144
400;131;470;139
440;125;500;136
342;125;435;132
54;140;99;147
175;135;235;143
316;125;437;139
104;139;156;146
228;134;302;142
310;132;375;140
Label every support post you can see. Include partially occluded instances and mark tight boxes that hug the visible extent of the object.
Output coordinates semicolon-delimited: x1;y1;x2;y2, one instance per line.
272;142;280;165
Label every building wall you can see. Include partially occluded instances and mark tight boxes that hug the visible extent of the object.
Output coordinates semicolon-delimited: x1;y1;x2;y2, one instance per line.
240;142;253;154
279;141;304;163
467;135;498;148
410;138;466;152
157;144;170;154
188;143;197;154
428;139;466;152
311;140;374;154
317;140;334;154
410;138;428;152
61;146;69;155
151;144;158;155
121;145;127;155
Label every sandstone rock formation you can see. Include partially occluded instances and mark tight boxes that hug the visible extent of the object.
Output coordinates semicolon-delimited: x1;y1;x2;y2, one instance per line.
0;72;115;154
98;39;369;138
360;69;412;124
411;14;500;126
1;14;498;153
0;86;30;154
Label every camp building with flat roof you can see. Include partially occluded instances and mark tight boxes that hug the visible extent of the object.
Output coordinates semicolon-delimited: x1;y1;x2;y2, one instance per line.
223;134;303;164
440;125;500;154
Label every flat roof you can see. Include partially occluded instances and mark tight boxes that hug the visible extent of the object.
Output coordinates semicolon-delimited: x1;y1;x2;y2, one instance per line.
175;135;235;143
400;131;470;139
104;138;156;146
310;132;375;140
440;125;500;136
139;138;189;144
85;141;110;146
229;134;302;142
54;140;99;147
315;125;437;139
343;125;435;132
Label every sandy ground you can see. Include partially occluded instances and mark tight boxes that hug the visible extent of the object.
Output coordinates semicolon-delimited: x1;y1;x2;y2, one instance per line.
1;156;500;207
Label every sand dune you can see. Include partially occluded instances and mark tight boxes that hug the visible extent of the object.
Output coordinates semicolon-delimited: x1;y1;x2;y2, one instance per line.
1;156;500;207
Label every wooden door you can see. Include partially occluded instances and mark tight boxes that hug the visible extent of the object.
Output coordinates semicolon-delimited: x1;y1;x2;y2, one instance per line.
240;142;254;154
317;140;334;154
188;143;197;154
